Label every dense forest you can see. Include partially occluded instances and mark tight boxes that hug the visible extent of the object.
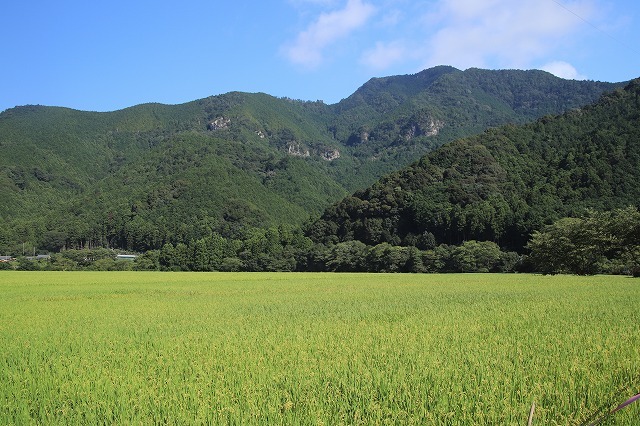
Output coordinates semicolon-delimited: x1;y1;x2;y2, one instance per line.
1;67;637;275
306;79;640;275
310;79;640;247
6;206;638;276
0;67;621;256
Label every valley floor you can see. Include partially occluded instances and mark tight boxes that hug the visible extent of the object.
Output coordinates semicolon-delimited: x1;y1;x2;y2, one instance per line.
1;272;639;424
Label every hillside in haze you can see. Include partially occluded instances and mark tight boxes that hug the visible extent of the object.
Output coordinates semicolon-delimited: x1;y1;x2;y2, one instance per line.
0;67;625;254
308;78;640;254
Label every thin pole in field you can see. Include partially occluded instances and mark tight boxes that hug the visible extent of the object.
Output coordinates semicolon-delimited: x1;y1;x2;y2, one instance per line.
528;401;535;426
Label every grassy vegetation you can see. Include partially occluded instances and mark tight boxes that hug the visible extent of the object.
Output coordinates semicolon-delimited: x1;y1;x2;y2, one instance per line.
1;272;639;424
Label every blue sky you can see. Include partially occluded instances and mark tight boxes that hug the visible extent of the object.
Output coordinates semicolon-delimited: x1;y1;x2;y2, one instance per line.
2;0;639;112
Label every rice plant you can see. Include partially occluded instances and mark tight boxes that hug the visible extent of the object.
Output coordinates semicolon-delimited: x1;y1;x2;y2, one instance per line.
1;272;638;424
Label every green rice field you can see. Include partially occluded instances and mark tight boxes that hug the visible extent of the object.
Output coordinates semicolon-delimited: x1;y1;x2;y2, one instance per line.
1;272;639;425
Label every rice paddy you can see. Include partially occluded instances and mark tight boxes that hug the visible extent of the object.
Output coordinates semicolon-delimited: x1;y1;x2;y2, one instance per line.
1;272;639;424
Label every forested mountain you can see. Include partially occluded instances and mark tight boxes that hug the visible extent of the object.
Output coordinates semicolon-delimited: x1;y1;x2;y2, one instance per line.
0;67;624;255
327;66;621;186
308;79;640;253
0;95;344;252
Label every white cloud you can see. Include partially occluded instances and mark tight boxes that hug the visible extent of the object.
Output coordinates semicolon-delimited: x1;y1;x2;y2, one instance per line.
282;0;609;76
360;41;409;69
541;61;587;80
283;0;377;68
422;0;596;71
379;9;403;27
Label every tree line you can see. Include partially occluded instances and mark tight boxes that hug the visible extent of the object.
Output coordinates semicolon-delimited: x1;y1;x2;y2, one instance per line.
4;207;638;276
527;207;640;276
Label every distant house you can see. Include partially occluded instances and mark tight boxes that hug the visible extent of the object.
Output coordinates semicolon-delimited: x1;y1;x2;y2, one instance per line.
116;254;137;261
0;256;15;263
25;255;51;261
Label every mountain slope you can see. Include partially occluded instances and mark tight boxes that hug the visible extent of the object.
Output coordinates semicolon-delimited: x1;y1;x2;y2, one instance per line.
308;79;640;251
0;97;346;251
329;67;621;187
0;67;627;253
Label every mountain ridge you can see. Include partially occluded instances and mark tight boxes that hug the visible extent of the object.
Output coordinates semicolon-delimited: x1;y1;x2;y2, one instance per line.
0;67;628;254
307;78;640;252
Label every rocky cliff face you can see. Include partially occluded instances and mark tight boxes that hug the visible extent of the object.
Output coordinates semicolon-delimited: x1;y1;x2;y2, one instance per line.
286;142;340;161
287;141;310;157
403;117;444;141
207;116;231;130
320;149;340;161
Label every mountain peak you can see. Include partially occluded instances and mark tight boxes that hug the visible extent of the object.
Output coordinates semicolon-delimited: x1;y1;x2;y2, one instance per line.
0;67;629;255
